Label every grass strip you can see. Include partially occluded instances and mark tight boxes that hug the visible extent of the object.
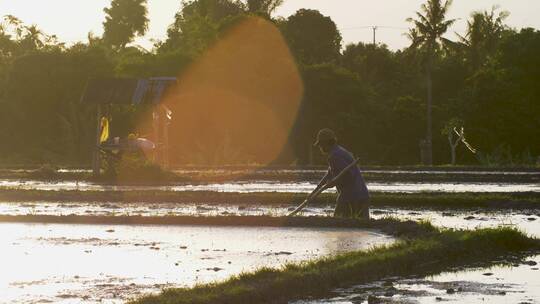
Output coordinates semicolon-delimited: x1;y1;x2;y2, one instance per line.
0;189;538;209
131;227;539;304
1;167;538;183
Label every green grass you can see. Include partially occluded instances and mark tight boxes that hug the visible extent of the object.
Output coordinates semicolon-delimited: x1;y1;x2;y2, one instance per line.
0;189;538;210
130;227;539;304
0;165;537;183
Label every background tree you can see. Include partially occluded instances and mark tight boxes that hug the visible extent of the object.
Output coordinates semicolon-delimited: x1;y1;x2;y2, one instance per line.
0;3;538;167
341;43;400;101
0;15;60;55
341;43;427;164
458;6;509;70
407;0;456;165
441;118;477;165
103;0;149;49
0;18;16;56
160;0;244;54
464;28;540;165
291;64;374;164
245;0;283;15
282;9;342;65
3;47;113;162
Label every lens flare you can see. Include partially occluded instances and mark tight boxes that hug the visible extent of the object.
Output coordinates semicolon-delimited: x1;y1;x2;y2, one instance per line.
162;16;303;166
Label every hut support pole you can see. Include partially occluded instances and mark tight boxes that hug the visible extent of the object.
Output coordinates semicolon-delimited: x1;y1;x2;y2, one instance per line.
92;104;102;177
162;109;169;169
152;110;159;163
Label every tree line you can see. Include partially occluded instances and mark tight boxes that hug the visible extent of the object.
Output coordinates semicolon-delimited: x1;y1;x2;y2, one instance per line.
0;0;538;166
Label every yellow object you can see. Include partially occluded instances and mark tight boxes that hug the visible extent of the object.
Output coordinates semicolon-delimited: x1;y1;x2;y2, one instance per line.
100;117;109;143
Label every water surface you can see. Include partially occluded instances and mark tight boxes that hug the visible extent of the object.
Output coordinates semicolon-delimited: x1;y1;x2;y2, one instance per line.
0;223;392;303
293;255;540;304
2;202;539;237
1;179;538;193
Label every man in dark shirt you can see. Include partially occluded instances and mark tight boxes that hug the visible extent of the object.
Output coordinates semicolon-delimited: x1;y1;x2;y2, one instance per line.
313;128;370;219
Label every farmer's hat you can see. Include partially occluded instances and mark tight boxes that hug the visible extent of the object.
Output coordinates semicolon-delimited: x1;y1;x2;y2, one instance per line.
314;128;337;146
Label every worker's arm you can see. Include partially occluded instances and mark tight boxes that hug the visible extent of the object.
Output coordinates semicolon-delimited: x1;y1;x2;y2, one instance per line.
317;167;332;187
325;154;351;188
306;167;330;199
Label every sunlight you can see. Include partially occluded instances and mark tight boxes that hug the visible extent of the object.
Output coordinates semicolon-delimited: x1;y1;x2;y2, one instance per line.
160;16;303;166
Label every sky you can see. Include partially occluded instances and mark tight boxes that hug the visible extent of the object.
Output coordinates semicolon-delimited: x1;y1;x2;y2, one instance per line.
1;0;539;50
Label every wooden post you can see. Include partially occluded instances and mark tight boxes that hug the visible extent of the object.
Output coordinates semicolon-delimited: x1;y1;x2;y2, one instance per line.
152;109;160;164
92;104;102;176
162;109;170;169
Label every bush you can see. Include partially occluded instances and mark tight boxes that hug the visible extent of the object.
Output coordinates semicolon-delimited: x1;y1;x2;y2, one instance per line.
102;153;174;183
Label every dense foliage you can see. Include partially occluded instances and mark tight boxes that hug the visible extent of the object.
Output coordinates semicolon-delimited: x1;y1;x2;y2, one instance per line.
0;1;538;166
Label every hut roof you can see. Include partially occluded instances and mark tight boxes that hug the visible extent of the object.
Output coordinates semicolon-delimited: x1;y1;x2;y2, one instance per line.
80;77;177;105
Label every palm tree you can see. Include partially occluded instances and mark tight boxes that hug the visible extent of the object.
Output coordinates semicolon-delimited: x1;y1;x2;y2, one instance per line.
20;25;45;50
458;6;509;70
407;0;456;165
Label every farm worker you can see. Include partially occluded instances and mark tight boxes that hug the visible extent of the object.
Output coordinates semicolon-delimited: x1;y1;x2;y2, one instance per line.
313;128;370;219
127;133;155;151
135;137;155;151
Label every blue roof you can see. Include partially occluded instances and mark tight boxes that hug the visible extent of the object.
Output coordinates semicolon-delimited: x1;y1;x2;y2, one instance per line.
80;77;177;105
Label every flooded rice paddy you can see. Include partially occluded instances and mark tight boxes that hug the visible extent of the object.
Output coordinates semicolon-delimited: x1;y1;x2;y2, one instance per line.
294;254;540;304
0;222;392;303
1;201;539;235
52;168;540;176
289;207;540;304
2;201;540;303
35;168;540;175
1;179;539;193
1;168;539;303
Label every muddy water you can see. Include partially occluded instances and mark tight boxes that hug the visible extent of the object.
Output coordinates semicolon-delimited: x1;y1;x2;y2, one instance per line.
2;199;539;303
0;223;392;303
23;168;540;175
1;179;539;193
294;255;540;304
290;208;540;304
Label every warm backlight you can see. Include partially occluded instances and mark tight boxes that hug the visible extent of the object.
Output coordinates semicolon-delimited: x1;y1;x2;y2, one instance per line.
163;16;303;166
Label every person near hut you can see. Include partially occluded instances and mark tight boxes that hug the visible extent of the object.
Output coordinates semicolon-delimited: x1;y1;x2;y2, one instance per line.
313;128;370;219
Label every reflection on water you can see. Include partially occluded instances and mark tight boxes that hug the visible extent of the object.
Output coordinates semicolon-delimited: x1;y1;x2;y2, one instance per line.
1;179;538;193
398;256;540;303
371;208;540;238
293;255;540;304
0;223;392;303
1;195;539;303
289;207;540;304
17;168;540;175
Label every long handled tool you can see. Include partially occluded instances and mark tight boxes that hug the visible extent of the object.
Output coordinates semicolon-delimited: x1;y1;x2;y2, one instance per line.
288;158;360;216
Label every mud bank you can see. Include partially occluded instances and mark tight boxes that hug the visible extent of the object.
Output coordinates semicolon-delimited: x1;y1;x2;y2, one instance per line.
1;167;538;183
0;215;430;238
0;189;538;209
3;202;539;236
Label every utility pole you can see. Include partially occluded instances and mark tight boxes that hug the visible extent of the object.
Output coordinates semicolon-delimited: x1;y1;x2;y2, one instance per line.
372;26;378;45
